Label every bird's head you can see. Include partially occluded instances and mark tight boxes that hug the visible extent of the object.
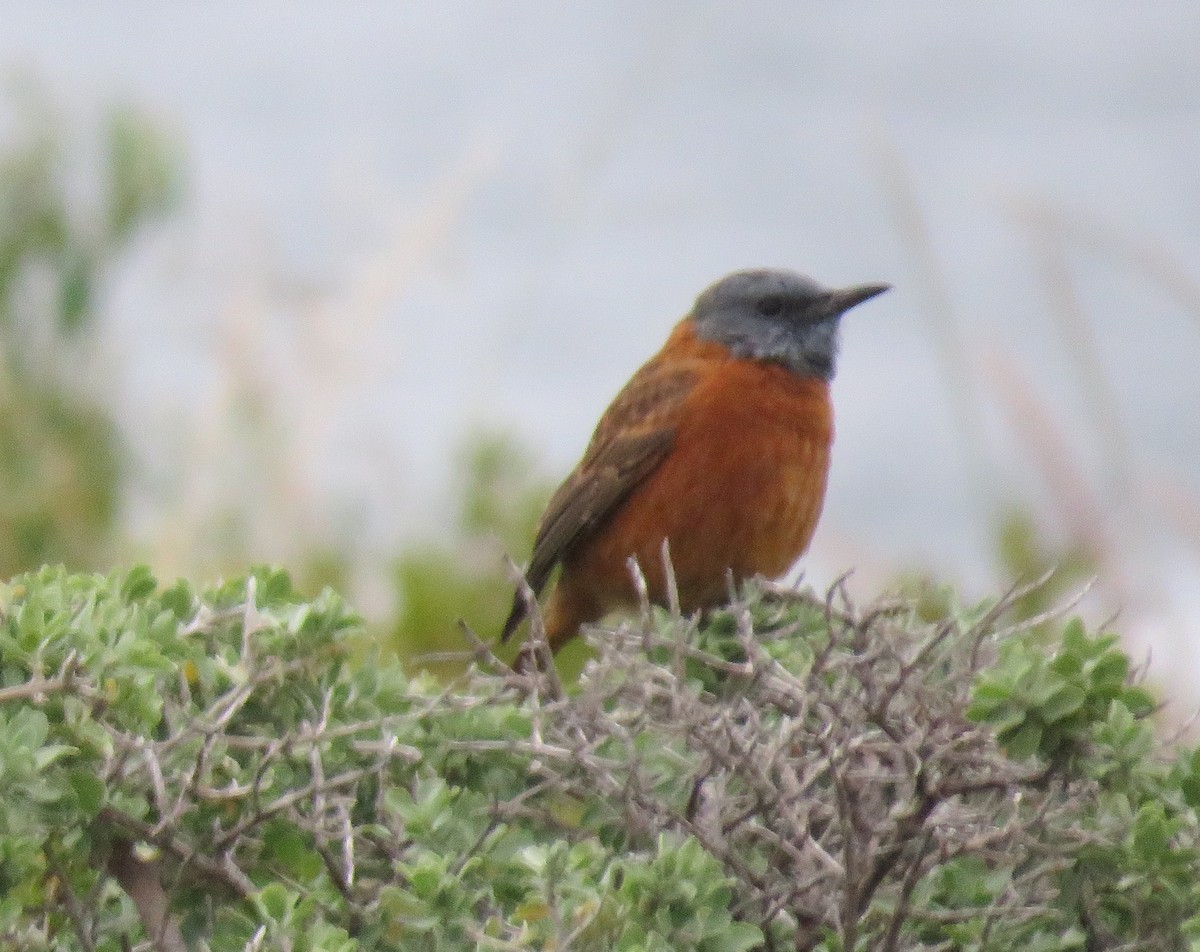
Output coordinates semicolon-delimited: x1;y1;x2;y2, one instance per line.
691;268;889;380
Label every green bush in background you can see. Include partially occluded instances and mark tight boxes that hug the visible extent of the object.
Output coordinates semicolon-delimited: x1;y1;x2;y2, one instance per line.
387;432;595;677
0;87;182;577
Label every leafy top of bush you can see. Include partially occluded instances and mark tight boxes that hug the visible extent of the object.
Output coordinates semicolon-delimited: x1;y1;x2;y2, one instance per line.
0;565;1197;951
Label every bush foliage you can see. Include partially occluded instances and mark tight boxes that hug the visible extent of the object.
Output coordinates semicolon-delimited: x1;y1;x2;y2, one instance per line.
0;564;1196;951
0;90;182;577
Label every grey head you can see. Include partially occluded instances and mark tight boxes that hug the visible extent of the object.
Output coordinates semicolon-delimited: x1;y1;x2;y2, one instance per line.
690;268;889;380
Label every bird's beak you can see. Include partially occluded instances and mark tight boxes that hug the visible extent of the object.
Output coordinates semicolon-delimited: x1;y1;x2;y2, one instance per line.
821;282;890;317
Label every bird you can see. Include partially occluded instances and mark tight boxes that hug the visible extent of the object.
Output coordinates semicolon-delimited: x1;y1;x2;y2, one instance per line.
501;267;889;662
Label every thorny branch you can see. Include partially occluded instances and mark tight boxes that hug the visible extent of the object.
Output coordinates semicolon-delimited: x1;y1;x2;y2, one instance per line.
450;578;1105;950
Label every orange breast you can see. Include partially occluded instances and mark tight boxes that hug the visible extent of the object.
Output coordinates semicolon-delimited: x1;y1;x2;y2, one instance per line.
565;338;834;613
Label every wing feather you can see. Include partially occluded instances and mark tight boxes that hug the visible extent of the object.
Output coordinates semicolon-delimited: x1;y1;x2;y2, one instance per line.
500;359;698;641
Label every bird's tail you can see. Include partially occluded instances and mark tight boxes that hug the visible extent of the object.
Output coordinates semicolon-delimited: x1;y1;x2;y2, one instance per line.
499;591;529;643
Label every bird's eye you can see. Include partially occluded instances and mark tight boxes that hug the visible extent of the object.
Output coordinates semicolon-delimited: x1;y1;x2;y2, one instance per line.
756;295;785;317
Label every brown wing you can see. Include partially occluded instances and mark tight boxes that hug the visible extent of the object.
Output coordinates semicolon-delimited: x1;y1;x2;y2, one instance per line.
500;358;698;641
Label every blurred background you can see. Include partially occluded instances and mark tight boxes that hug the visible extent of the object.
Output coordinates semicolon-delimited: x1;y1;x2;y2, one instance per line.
0;3;1197;702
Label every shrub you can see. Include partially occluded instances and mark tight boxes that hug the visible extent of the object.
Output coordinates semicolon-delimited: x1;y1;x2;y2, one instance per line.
0;565;1194;950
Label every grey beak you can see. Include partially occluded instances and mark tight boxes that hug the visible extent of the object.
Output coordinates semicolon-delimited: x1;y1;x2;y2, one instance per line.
821;282;891;317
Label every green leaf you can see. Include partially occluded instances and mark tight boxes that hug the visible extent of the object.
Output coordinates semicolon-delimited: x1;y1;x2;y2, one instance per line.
263;820;324;882
1131;802;1174;863
67;769;106;816
254;883;298;926
10;709;50;751
702;922;763;952
1121;686;1156;717
1000;720;1043;760
120;565;158;601
259;567;295;604
33;743;78;770
1040;684;1086;723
